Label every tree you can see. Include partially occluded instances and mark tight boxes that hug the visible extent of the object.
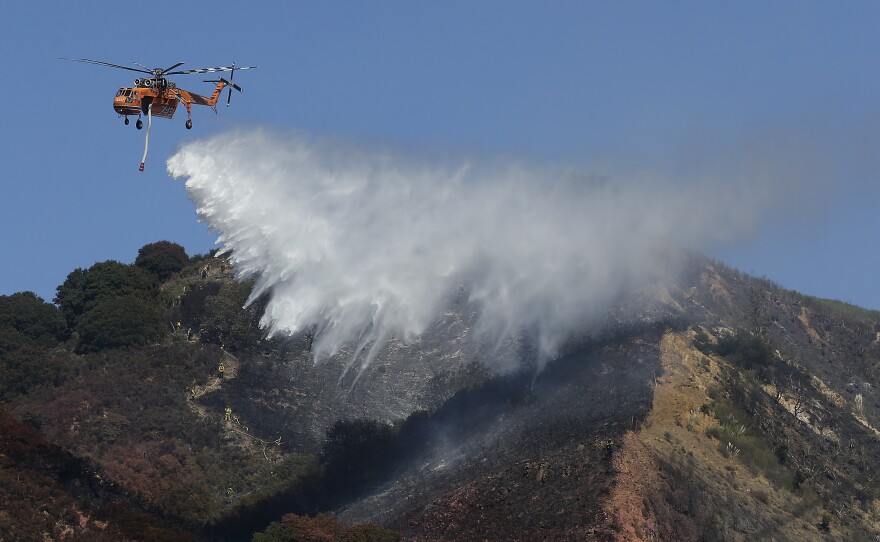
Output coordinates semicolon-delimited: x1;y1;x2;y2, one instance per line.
74;295;166;353
0;292;68;352
789;375;808;419
135;241;189;282
55;261;160;329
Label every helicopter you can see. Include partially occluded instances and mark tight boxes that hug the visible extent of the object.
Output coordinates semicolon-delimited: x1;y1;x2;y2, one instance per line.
62;58;257;171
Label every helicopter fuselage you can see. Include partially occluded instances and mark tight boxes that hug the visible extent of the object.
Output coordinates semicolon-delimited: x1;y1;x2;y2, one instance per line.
113;79;229;120
114;87;178;119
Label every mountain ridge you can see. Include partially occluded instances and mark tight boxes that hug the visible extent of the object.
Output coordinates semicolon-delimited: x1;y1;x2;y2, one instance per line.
1;244;878;541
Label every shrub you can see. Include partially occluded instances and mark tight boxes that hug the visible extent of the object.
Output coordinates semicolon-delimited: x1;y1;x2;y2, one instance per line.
251;514;400;542
200;281;264;351
711;332;774;370
97;411;131;443
135;241;189;282
169;282;223;331
339;524;400;542
704;396;795;490
691;326;713;355
0;346;70;401
817;512;831;532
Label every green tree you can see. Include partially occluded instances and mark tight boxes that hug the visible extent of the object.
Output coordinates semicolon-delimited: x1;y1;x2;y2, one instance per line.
0;292;68;352
55;261;159;329
74;295;167;353
135;241;189;282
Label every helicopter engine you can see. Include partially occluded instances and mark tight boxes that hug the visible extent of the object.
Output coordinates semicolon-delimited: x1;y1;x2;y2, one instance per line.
133;77;176;89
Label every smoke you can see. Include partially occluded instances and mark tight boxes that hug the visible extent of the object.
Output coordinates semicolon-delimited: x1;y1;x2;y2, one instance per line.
167;127;822;371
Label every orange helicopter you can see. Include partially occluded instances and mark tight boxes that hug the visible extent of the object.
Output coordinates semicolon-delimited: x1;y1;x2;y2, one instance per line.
63;58;257;171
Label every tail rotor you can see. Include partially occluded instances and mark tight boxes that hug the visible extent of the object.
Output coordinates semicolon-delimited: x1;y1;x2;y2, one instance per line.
202;61;246;107
227;62;236;107
189;60;254;107
203;76;243;106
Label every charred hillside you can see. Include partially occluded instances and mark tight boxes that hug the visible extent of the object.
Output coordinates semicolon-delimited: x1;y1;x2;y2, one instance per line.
319;258;880;541
1;243;879;541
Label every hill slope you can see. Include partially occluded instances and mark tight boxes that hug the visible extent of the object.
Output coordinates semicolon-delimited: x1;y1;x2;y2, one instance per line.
2;248;879;541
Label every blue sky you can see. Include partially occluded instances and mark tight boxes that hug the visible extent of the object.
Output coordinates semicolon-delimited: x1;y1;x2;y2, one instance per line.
2;2;879;308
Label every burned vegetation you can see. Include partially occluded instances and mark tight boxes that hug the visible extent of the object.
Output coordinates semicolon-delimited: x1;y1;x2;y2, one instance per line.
1;245;879;541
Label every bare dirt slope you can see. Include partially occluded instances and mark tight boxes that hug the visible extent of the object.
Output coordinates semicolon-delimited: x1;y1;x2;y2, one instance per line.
606;332;848;541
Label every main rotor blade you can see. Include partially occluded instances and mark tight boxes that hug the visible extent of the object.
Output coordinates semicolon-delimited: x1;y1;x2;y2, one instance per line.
61;58;154;75
161;62;186;74
167;65;257;75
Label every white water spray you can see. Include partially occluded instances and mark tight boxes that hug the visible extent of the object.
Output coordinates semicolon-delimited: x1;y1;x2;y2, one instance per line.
167;128;819;372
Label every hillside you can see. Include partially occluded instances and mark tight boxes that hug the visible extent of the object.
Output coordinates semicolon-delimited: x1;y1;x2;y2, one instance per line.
335;260;880;541
1;243;878;541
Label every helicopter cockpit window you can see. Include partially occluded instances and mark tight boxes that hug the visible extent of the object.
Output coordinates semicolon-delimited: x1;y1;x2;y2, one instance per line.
116;89;125;97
